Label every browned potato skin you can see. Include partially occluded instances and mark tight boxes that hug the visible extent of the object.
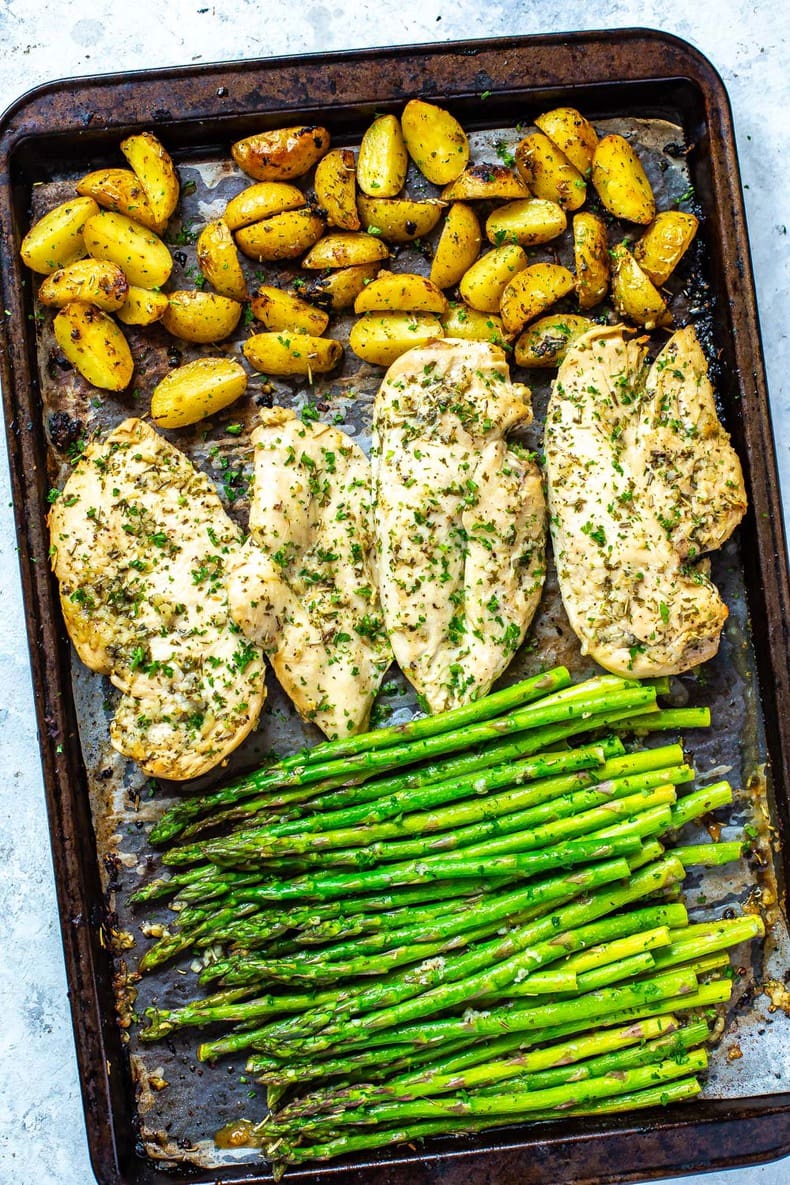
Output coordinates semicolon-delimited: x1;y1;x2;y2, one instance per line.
161;291;243;343
401;98;469;185
499;262;575;336
610;244;670;329
514;132;586;211
573;212;610;310
430;202;481;289
633;211;699;286
485;199;566;248
223;182;307;230
441;164;530;202
76;168;161;232
357;196;444;243
38;259;129;311
120;131;180;228
304;262;383;311
514;314;594;368
301;232;390;269
314;149;361;229
116;286;169;326
251;286;330;336
20;196;99;274
232;126;331;181
591;135;656;224
53;301;133;391
197;220;248;301
234;208;326;262
357;115;408;198
534;108;599;176
353;271;448;316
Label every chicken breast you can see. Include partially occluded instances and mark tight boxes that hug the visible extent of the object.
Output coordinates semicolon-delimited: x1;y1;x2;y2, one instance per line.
227;408;392;739
545;325;747;677
372;338;546;713
48;418;266;781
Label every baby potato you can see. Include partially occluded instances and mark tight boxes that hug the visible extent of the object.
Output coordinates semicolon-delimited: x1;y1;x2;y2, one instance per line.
83;210;173;289
610;244;670;329
357;196;444;243
430;202;481;289
349;312;443;366
38;259;128;312
441;164;530;202
76;168;161;231
53;301;133;391
499;262;575;336
514;314;594;368
223;182;307;230
458;243;528;314
234;208;325;262
485;198;566;248
592;135;656;224
357;115;408;198
244;331;343;377
232;126;330;181
150;357;248;429
633;211;699;286
301;232;390;269
121;131;180;228
196;220;248;301
514;132;586;210
251;285;330;335
116;285;170;326
20;196;99;274
401;98;469;186
304;261;383;311
354;271;448;315
534;107;598;176
573;212;610;309
314;148;360;229
441;303;506;346
161;290;243;343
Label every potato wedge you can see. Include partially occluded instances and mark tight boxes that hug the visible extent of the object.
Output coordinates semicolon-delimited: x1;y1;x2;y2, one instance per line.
20;196;99;274
354;271;448;315
196;220;248;301
441;303;506;346
401;98;469;185
573;212;610;309
357;115;408;198
150;357;248;429
76;168;161;231
348;312;443;366
458;244;528;314
83;211;173;289
314;148;360;229
591;135;656;224
223;182;307;230
38;259;128;311
429;203;481;289
232;126;330;181
161;290;243;342
301;232;390;269
357;195;444;243
120;131;180;228
116;285;170;326
251;285;330;335
514;132;586;210
610;244;670;329
514;314;594;368
440;164;530;202
243;331;343;376
633;211;699;286
234;208;325;262
304;262;383;311
534;108;598;176
499;262;575;336
53;301;133;391
485;198;566;247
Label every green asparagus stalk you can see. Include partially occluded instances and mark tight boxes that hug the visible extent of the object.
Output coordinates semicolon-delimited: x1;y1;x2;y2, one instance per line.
673;842;744;866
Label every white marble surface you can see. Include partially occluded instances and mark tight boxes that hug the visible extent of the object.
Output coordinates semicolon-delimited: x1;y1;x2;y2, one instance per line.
0;3;788;1183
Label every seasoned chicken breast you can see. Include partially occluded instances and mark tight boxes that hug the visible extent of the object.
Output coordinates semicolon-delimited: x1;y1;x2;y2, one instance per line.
48;418;266;780
227;408;392;739
372;338;546;713
545;325;747;677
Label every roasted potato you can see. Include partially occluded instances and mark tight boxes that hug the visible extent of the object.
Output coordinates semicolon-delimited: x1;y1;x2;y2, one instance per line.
499;262;575;336
150;357;248;429
243;331;343;377
430;202;482;289
251;285;330;336
515;132;587;210
196;220;248;301
314;148;360;229
357;196;444;243
234;208;325;262
223;182;307;230
348;312;443;366
610;244;670;329
38;259;129;311
458;244;528;314
304;261;383;311
401;98;469;185
20;196;99;274
441;164;530;202
76;168;161;231
534;108;598;176
441;303;506;346
301;232;390;269
633;211;699;286
232;126;330;181
115;285;169;326
591;135;656;224
120;131;180;229
485;198;566;248
514;314;594;368
53;301;133;391
353;271;448;315
573;212;610;309
357;115;408;198
161;290;243;343
83;211;173;289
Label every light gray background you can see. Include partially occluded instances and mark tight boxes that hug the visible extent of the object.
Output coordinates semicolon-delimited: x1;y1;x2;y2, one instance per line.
0;2;787;1183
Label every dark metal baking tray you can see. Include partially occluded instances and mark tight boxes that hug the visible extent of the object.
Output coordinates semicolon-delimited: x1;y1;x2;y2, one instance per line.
2;26;790;1185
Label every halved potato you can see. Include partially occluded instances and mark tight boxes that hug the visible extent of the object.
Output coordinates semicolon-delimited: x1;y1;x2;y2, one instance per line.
354;271;448;315
251;286;330;335
301;232;390;269
514;132;586;210
458;244;528;314
304;261;383;311
357;196;444;243
573;212;610;310
116;285;170;326
485;198;566;247
499;262;575;336
401;98;469;185
234;208;325;262
441;164;530;202
357;115;408;198
610;244;670;329
223;182;307;230
161;290;242;342
232;126;330;181
76;168;161;231
430;203;482;290
151;357;248;429
20;196;99;274
441;303;506;346
534;108;599;176
243;331;343;376
314;148;360;229
514;314;594;368
197;220;248;301
53;301;133;391
83;211;173;289
633;211;699;286
120;131;180;228
38;259;128;311
348;312;443;366
591;135;656;224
